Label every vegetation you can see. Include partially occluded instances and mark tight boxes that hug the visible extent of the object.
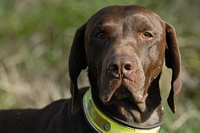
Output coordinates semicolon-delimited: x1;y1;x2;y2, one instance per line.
0;0;199;132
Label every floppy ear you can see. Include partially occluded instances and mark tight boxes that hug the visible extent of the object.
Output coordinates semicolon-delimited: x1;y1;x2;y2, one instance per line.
165;23;182;113
68;24;87;115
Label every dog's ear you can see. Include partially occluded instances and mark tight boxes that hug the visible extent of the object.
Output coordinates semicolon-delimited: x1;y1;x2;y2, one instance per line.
68;24;87;115
165;23;182;113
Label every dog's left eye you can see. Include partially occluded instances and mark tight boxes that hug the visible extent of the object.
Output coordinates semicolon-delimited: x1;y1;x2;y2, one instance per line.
142;32;153;38
95;31;106;39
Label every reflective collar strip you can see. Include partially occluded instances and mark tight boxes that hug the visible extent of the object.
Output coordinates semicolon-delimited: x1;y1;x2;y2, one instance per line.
82;89;160;133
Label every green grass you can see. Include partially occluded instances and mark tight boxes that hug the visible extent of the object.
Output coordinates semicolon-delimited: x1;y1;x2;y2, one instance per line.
0;0;199;132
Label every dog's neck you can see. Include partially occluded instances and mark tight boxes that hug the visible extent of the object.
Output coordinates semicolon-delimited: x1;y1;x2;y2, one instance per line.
109;98;164;126
83;89;163;133
92;93;163;127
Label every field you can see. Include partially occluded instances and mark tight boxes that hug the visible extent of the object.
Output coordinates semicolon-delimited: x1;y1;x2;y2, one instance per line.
0;0;199;132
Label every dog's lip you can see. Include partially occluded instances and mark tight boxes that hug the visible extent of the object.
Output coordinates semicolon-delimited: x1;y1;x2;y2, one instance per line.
100;94;147;106
99;75;146;104
100;85;147;104
99;87;130;104
128;94;148;104
112;93;147;104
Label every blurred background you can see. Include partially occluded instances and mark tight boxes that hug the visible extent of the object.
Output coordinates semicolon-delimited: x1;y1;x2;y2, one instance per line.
0;0;199;132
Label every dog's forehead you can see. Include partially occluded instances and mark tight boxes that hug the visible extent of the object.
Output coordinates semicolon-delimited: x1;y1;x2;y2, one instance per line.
92;5;156;19
86;5;163;32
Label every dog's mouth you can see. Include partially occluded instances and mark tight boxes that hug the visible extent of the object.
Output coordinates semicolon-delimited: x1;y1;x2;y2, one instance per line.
99;78;147;105
113;85;131;100
105;87;147;104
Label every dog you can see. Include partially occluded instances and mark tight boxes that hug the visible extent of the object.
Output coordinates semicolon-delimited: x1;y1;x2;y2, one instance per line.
0;5;182;133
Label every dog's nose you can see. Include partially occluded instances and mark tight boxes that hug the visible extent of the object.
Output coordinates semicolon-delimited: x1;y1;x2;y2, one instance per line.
107;58;134;78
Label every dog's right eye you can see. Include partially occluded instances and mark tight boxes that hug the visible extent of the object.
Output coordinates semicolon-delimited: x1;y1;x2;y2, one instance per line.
95;31;106;39
142;32;153;38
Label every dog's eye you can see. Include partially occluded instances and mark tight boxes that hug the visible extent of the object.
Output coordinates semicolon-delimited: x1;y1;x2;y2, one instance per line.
142;32;153;38
95;31;106;39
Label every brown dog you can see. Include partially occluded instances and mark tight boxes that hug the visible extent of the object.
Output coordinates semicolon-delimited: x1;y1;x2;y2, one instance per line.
0;5;181;133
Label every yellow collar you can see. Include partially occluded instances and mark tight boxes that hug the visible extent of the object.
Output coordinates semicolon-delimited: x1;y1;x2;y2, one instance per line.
82;89;161;133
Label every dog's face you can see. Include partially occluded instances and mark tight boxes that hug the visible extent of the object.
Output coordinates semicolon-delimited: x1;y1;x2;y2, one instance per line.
84;6;166;105
69;5;181;115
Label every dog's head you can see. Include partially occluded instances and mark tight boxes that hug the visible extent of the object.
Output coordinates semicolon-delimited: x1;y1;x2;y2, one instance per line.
68;5;181;115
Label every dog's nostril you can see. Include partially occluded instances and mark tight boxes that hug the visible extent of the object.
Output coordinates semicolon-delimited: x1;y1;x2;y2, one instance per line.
124;64;132;70
108;64;118;72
